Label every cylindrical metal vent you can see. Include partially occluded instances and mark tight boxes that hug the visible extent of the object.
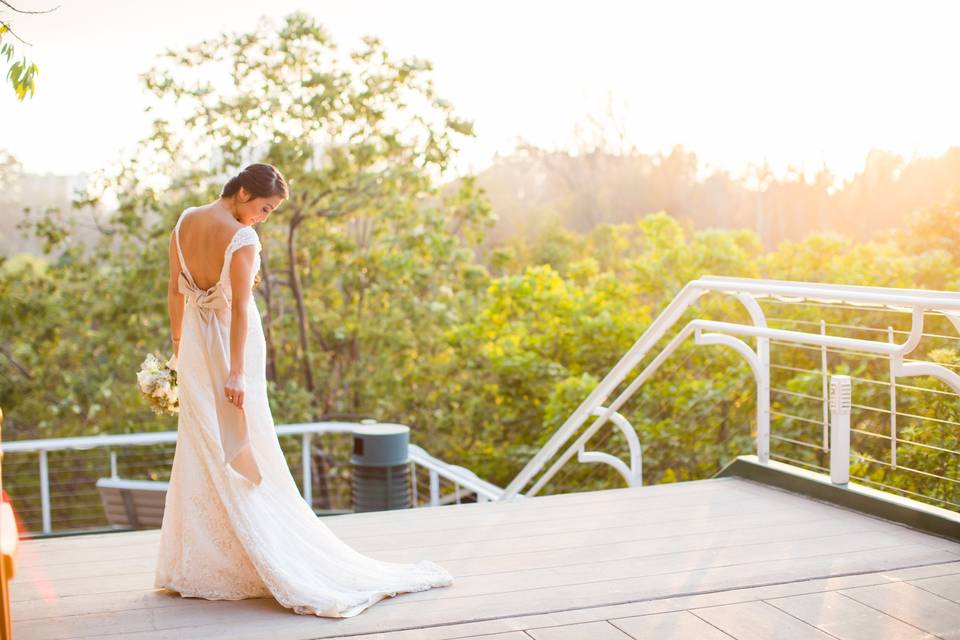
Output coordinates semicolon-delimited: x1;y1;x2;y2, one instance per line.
829;375;852;486
351;423;412;513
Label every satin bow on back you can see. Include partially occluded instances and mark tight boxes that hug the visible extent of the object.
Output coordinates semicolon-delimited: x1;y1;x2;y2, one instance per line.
178;272;229;323
175;216;263;487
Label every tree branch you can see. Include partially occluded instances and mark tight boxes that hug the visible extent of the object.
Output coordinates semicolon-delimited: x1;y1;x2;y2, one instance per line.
0;1;60;14
0;19;30;45
0;343;33;380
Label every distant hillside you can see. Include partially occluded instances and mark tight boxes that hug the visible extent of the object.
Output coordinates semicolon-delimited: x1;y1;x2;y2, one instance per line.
474;145;960;249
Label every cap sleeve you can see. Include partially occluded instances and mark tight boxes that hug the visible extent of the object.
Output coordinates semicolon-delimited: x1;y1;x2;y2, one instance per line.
225;226;261;257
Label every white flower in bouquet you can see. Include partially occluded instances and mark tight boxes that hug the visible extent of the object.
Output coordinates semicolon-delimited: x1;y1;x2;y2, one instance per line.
137;351;179;416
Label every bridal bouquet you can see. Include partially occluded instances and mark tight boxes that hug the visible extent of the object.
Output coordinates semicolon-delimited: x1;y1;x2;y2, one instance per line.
137;351;179;416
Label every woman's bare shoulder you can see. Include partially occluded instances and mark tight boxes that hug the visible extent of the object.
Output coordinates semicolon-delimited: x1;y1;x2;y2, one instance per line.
183;203;244;237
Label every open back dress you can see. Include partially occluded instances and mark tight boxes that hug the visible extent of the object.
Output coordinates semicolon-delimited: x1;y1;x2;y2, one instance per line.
153;206;454;617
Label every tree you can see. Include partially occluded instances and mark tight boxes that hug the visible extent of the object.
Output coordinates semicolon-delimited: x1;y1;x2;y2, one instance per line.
6;11;492;512
5;12;960;531
126;11;492;414
0;1;58;101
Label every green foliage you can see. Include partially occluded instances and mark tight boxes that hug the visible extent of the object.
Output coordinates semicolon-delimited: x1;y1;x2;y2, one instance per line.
2;12;494;527
2;13;959;532
1;24;38;100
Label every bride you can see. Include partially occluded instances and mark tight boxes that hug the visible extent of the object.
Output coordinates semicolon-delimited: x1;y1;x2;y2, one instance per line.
154;163;454;617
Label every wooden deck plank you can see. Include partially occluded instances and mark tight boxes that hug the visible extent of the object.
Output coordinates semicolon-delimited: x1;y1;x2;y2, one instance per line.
3;477;806;550
909;573;960;604
8;479;959;640
49;561;960;640
841;582;960;639
691;601;835;640
309;496;811;554
322;564;960;640
326;480;775;535
765;591;936;640
19;481;952;590
16;478;958;573
13;505;849;576
5;481;794;569
6;488;873;597
11;516;897;593
10;524;942;606
6;476;933;552
13;514;849;581
526;620;632;640
16;610;156;640
886;562;960;582
19;561;960;634
450;633;531;640
363;545;951;615
325;563;960;640
13;514;955;595
65;545;955;640
611;611;733;639
368;538;943;604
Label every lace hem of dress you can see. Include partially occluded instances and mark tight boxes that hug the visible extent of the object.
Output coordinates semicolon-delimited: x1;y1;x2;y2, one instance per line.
158;564;451;619
289;560;455;618
156;580;272;602
158;492;453;618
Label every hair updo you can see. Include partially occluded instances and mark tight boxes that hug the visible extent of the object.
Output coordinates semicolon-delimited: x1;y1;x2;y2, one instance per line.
221;163;290;201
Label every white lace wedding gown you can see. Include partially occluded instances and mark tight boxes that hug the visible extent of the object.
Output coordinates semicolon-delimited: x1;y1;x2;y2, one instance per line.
154;207;454;617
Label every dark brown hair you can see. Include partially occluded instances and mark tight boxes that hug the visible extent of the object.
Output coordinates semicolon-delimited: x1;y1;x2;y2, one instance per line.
221;163;289;201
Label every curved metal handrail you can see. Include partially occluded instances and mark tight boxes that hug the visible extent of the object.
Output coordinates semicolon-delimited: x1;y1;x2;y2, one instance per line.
501;276;960;501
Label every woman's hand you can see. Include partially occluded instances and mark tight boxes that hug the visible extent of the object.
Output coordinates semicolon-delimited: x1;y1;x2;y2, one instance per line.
224;370;245;410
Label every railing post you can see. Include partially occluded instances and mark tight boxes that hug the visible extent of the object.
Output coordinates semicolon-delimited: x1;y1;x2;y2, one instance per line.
829;375;852;485
410;462;418;506
757;335;770;463
110;450;118;479
429;469;439;507
39;449;51;534
820;320;830;452
301;433;312;508
888;326;898;468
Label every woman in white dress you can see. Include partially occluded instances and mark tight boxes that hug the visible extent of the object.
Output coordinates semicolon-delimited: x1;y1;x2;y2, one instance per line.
154;163;454;617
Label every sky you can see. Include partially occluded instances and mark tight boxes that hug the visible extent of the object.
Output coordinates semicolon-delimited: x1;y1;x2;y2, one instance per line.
3;0;960;182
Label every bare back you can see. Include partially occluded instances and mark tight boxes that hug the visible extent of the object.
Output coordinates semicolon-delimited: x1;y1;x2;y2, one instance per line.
177;205;247;291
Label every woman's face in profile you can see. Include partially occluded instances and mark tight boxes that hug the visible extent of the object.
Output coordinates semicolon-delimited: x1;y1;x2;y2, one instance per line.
237;187;284;225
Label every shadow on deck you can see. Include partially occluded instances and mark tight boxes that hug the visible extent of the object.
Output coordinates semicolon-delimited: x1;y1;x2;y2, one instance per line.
11;477;960;640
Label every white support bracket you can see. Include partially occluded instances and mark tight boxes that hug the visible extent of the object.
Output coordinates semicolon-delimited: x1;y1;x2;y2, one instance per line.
576;406;643;487
894;360;960;396
694;330;769;463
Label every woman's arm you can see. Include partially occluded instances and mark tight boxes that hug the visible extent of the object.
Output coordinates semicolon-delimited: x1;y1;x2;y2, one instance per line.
167;231;185;357
224;245;256;408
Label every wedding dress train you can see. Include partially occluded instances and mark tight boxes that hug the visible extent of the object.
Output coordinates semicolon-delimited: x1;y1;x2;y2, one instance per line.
154;207;454;617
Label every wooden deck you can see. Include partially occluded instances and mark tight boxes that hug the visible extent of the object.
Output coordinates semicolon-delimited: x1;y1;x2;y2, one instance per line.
10;477;960;639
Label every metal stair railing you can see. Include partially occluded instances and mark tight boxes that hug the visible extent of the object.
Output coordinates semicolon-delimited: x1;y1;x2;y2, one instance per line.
501;276;960;501
3;422;503;535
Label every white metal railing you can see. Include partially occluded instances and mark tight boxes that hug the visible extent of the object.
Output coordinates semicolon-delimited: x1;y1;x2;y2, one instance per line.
7;278;959;532
503;276;960;507
2;421;502;534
